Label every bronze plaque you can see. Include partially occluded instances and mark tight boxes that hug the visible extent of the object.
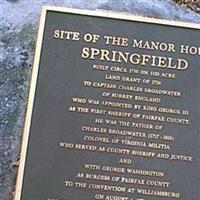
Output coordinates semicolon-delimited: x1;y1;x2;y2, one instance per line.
15;6;200;200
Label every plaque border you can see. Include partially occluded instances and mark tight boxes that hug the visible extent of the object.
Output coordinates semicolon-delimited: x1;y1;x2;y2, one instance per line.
14;6;200;200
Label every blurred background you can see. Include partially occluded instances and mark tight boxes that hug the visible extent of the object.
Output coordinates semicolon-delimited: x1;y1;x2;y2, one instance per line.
0;0;199;199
